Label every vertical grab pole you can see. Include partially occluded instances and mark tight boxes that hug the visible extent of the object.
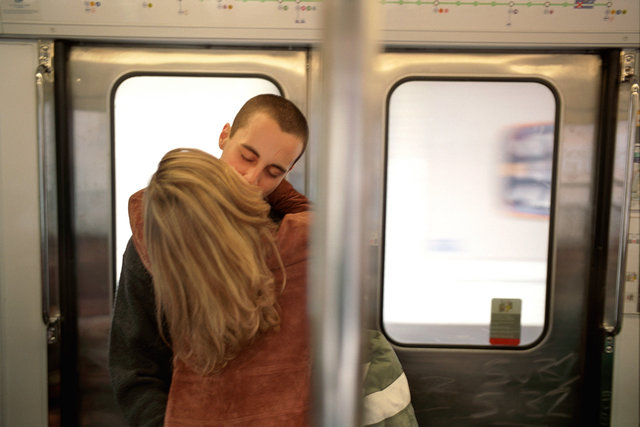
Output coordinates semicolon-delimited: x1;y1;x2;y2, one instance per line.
309;1;380;426
36;39;63;426
603;51;639;336
36;40;61;341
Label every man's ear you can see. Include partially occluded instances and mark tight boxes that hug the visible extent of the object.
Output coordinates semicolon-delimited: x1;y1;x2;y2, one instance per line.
218;123;231;149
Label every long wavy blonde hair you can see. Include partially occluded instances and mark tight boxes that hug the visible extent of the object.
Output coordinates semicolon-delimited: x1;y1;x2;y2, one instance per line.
144;148;284;375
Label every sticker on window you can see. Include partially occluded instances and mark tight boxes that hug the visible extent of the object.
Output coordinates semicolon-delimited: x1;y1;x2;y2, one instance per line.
489;298;522;346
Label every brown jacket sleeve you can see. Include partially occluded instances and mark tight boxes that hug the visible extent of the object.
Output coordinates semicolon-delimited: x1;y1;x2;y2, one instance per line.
265;179;311;216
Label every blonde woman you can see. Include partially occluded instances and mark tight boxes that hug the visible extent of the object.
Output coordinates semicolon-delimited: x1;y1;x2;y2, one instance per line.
143;148;311;426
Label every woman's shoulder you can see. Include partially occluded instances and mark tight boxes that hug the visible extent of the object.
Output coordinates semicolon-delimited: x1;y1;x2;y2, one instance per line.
275;211;312;265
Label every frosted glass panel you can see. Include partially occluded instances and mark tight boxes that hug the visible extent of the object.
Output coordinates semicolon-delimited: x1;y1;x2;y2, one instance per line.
383;80;556;346
114;76;280;283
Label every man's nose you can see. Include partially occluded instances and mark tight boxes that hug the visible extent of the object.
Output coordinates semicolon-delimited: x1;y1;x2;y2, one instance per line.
242;167;260;185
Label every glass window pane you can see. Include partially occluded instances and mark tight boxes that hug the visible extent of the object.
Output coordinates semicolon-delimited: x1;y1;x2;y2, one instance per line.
383;80;556;346
114;76;280;284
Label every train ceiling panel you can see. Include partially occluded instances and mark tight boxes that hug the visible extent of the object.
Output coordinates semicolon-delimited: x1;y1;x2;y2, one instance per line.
0;0;638;47
382;0;639;47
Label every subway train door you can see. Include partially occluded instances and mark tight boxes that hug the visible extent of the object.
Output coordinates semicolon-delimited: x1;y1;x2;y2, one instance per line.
58;45;309;425
370;51;634;425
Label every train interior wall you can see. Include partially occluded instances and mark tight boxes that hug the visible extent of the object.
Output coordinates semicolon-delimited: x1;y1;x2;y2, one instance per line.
0;2;639;422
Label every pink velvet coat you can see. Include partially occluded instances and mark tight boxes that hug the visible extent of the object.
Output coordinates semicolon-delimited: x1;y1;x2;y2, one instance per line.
128;185;312;426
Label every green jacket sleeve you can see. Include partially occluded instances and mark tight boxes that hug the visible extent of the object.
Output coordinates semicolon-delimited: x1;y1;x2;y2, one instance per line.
362;330;419;427
108;238;173;427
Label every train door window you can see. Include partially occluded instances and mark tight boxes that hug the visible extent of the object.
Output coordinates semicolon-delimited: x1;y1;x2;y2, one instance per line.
113;76;280;282
383;79;556;347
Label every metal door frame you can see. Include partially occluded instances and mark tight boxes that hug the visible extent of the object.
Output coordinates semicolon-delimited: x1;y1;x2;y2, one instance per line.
368;50;620;425
63;45;310;425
